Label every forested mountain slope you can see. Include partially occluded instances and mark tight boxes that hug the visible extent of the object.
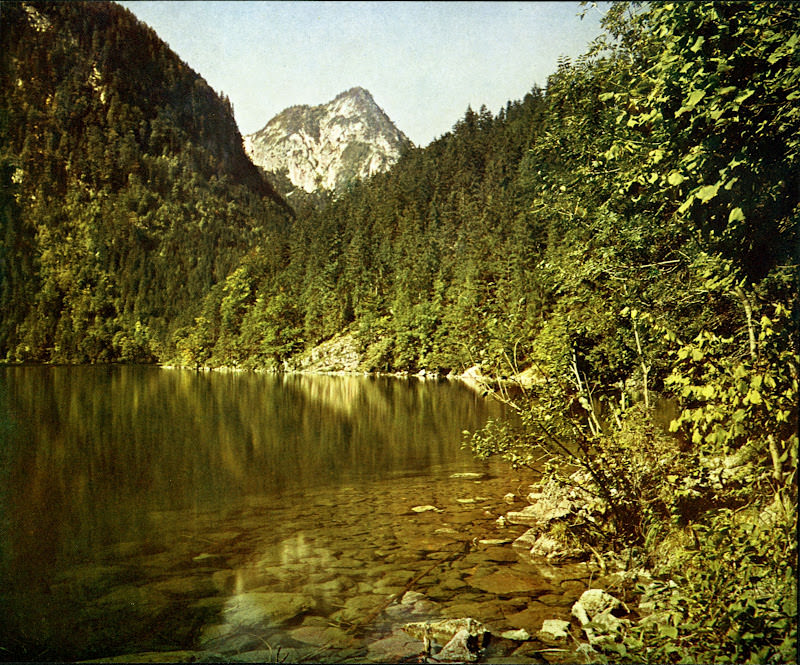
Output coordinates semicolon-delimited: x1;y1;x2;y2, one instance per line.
0;1;291;362
189;1;797;385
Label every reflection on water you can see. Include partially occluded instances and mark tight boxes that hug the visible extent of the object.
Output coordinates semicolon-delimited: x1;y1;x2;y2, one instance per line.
0;367;500;553
0;366;532;661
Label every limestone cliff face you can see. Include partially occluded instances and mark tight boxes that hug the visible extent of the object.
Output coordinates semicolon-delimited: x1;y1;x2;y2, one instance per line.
244;87;411;194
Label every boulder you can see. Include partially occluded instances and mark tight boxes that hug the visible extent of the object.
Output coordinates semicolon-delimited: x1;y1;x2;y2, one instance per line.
506;500;571;527
571;589;630;646
571;588;625;620
511;528;539;550
402;617;488;647
514;532;588;562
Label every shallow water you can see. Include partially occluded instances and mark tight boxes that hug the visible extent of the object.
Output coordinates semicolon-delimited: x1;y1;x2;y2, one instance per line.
0;367;592;662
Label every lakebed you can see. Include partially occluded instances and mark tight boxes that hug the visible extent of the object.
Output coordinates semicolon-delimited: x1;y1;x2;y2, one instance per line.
0;366;612;662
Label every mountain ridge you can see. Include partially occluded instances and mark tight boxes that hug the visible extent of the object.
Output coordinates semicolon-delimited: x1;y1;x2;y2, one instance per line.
244;86;411;194
0;1;291;363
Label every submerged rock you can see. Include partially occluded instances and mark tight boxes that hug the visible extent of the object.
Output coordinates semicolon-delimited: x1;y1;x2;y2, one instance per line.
289;624;353;649
82;651;222;663
385;590;441;622
499;628;531;641
221;591;317;629
367;629;423;662
505;603;570;634
467;569;555;595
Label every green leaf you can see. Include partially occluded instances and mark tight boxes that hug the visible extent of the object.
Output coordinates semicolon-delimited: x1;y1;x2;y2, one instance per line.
686;89;706;107
745;389;762;405
697;183;720;203
659;624;679;639
668;171;686;186
728;207;745;223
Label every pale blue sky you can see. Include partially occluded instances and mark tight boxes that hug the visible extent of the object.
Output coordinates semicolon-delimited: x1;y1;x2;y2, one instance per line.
119;1;608;146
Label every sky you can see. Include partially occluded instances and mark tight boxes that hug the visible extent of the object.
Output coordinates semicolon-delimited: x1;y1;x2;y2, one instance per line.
119;1;608;147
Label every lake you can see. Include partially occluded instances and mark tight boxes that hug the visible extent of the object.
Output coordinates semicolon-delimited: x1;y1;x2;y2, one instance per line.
0;366;592;663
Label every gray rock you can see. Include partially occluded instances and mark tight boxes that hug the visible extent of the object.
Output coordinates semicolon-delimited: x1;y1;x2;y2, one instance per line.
571;588;625;620
571;589;630;646
537;618;571;644
512;528;540;550
506;500;571;527
438;628;479;662
402;617;488;647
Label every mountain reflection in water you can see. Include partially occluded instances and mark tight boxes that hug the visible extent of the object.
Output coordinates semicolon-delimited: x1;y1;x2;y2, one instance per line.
0;366;525;661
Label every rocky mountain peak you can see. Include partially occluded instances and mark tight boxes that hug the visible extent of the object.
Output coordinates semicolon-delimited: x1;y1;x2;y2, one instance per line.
244;87;411;195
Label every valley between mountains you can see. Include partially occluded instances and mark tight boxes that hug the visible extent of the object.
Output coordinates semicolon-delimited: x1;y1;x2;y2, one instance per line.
0;2;797;663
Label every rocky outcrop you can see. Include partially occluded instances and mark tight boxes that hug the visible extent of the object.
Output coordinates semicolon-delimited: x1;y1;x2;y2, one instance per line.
289;332;362;373
244;87;411;195
507;470;604;562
